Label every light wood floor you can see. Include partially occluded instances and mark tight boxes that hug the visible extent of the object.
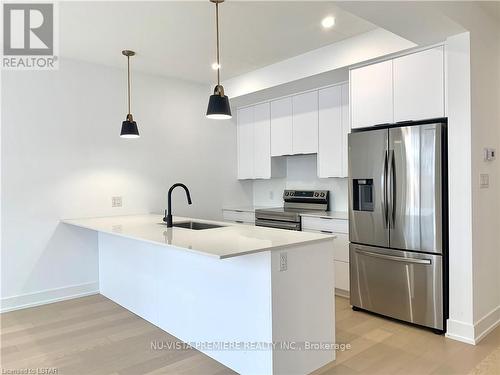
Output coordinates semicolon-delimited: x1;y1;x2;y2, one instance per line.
1;294;499;374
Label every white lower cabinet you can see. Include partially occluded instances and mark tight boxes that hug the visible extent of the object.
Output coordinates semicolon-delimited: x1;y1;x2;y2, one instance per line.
301;216;350;294
222;209;255;225
334;261;349;294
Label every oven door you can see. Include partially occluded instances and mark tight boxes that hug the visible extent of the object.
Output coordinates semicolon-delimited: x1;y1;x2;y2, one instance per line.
255;219;301;231
350;243;443;330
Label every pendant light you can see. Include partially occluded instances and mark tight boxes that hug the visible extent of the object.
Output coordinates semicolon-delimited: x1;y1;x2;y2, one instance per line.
206;0;232;120
120;50;140;138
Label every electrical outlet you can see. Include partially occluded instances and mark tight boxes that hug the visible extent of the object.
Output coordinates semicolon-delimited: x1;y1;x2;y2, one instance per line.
279;252;287;272
112;196;123;207
269;191;274;200
480;174;489;189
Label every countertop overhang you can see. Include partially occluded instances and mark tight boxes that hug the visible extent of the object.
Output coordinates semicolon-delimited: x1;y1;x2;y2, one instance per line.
62;214;335;259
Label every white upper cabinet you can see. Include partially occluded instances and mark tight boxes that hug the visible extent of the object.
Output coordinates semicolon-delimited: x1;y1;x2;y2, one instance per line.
318;85;342;178
270;97;293;156
318;83;350;178
237;106;254;179
237;103;284;180
350;47;445;129
292;91;318;154
393;46;444;122
350;59;393;129
341;83;350;177
253;103;271;179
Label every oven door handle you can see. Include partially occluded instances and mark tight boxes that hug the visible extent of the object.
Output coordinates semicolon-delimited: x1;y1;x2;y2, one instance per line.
255;219;301;230
255;214;298;222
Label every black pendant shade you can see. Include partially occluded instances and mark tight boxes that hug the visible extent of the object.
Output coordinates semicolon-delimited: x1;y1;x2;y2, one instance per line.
207;86;232;120
120;115;140;138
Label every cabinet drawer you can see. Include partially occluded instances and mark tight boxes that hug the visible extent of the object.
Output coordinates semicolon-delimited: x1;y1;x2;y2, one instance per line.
333;233;349;262
222;210;255;224
334;260;350;292
301;216;348;234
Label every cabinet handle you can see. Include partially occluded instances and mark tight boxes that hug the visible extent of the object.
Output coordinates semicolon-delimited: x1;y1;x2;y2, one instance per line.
235;220;244;224
321;230;333;234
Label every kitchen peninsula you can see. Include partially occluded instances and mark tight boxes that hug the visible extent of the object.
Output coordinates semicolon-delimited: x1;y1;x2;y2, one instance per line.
63;214;336;375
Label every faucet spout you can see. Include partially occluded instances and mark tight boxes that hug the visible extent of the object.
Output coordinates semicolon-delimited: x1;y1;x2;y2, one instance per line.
163;183;192;227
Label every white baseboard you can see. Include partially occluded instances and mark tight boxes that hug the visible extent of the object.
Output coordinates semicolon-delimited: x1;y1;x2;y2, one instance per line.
446;318;476;344
446;305;500;345
335;288;350;299
474;305;500;344
0;282;99;313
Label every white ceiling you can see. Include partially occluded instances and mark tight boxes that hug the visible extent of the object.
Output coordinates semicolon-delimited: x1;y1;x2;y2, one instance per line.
60;1;377;84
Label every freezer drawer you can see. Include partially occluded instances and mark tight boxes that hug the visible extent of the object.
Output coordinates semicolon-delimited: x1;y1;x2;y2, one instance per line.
350;243;443;330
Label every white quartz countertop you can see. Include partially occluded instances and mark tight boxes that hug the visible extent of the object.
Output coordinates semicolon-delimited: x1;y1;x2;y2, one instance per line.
62;214;334;259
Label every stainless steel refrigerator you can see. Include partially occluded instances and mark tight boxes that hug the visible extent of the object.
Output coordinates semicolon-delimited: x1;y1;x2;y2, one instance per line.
348;120;448;332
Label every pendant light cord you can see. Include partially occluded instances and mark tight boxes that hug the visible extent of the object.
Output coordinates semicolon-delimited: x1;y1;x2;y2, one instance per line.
215;2;220;86
127;55;131;115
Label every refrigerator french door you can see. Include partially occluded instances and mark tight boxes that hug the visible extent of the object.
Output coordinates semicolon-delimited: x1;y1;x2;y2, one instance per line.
348;121;447;332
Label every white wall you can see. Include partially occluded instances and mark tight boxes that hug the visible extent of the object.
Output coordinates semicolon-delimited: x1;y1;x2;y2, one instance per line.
253;155;348;212
1;58;252;311
445;32;474;342
467;12;500;340
437;5;500;344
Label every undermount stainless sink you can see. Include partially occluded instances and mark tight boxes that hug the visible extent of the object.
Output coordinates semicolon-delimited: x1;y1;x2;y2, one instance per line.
171;221;225;230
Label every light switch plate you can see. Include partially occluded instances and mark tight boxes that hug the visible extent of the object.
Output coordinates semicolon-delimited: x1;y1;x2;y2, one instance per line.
480;174;489;189
484;148;496;161
112;196;123;207
279;252;287;271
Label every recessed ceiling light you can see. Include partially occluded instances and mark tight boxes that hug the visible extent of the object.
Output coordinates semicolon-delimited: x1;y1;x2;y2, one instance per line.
321;16;335;29
211;62;220;70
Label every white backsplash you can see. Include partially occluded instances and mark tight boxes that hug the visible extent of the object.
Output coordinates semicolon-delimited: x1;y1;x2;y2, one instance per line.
253;154;348;212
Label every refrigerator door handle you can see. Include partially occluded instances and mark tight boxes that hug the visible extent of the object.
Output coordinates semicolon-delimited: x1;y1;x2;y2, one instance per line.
354;248;432;265
381;150;389;228
388;149;396;228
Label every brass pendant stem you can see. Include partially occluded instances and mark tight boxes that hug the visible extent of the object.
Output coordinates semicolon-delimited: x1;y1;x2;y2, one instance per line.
127;55;131;115
215;2;220;86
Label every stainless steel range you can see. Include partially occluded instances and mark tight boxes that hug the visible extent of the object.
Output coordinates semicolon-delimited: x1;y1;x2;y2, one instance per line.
255;190;329;231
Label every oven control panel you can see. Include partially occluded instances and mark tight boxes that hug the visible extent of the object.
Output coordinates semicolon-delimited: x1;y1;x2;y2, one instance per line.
283;190;328;201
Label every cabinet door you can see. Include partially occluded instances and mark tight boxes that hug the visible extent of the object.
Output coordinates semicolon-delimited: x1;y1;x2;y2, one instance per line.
237;107;254;179
270;97;293;156
341;83;350;177
334;261;350;292
350;60;393;129
253;103;271;179
292;91;318;154
318;86;342;178
393;46;444;122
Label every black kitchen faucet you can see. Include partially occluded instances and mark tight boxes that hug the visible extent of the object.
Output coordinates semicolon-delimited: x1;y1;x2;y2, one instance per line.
163;183;192;227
